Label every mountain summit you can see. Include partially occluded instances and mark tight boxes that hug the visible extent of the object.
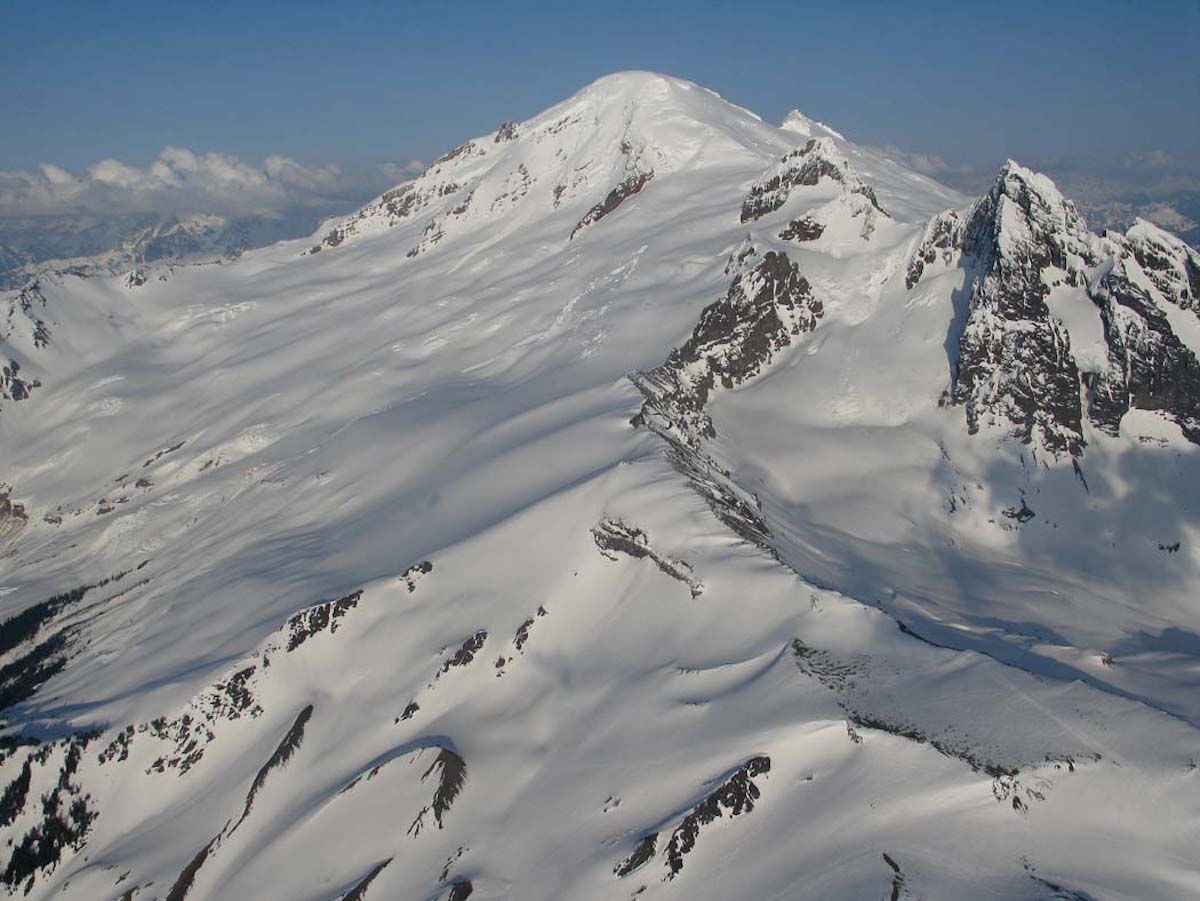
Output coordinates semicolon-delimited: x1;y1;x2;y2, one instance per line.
1;73;1199;900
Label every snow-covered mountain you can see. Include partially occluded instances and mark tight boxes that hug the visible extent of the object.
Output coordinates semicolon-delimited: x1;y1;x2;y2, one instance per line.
2;72;1199;900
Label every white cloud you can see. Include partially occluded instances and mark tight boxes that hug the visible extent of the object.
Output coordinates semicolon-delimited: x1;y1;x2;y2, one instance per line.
0;148;406;220
379;160;426;181
878;144;961;177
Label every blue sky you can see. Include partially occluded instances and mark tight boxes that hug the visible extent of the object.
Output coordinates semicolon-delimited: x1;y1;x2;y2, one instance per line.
3;0;1198;179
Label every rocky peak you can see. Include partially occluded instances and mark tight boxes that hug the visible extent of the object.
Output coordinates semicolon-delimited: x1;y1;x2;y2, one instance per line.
931;161;1200;454
1121;218;1200;314
741;137;882;224
947;163;1097;456
1086;218;1200;443
963;161;1095;276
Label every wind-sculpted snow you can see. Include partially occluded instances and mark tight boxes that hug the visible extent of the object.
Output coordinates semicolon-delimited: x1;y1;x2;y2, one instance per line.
0;72;1199;899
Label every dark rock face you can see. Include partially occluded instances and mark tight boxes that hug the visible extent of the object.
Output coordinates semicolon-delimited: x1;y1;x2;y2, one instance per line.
434;140;480;166
1;733;102;893
0;486;28;546
409;748;467;835
342;858;393;901
318;174;463;252
0;281;48;413
401;560;433;592
1;359;40;407
1087;267;1200;442
778;216;825;242
143;440;185;467
741;138;882;223
614;833;657;877
911;166;1200;452
1125;225;1200;314
164;837;216;901
882;853;907;901
442;631;488;674
494;121;518;143
285;590;364;652
592;519;703;597
234;704;314;830
570;171;653;239
949;165;1094;456
631;250;820;548
633;250;822;441
905;211;963;290
663;756;770;879
612;757;770;882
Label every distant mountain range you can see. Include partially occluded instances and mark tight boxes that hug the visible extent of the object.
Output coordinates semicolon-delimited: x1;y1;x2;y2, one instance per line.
0;207;365;287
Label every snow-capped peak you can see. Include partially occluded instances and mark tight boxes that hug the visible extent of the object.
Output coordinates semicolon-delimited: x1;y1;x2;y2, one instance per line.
310;71;790;255
779;108;845;141
994;160;1074;218
741;136;883;223
971;160;1093;264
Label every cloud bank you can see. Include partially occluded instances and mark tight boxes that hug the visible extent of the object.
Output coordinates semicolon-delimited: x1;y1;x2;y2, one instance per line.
0;148;424;220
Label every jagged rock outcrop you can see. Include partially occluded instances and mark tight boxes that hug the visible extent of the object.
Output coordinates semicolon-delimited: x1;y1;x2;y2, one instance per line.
741;138;882;223
631;249;821;548
633;250;823;442
0;359;39;408
918;162;1200;454
570;172;653;239
1123;220;1200;313
1087;238;1200;441
592;519;703;597
947;163;1096;456
905;210;963;290
614;756;771;881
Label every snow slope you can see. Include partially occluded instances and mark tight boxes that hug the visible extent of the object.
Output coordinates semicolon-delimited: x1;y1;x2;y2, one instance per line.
0;71;1198;900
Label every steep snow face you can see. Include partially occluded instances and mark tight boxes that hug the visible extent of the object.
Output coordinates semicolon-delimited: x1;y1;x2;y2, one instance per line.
312;71;787;257
1;72;1199;900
